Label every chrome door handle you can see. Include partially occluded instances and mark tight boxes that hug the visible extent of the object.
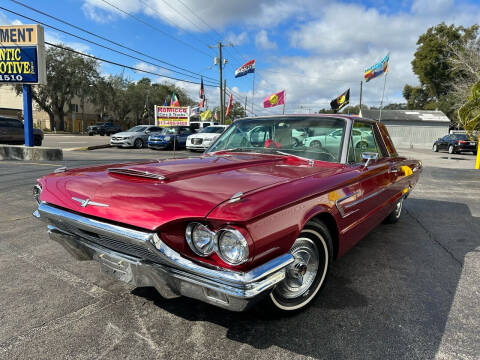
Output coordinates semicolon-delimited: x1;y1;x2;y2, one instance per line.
389;168;400;173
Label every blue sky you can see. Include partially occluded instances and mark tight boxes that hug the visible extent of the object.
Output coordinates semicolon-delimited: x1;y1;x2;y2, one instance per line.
1;0;480;115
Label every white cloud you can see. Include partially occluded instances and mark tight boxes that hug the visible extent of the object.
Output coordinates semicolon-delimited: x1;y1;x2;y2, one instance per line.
81;0;307;30
255;30;277;50
44;31;91;53
224;31;249;46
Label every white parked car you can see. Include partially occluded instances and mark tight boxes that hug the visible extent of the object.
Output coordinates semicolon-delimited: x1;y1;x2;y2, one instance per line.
186;125;228;151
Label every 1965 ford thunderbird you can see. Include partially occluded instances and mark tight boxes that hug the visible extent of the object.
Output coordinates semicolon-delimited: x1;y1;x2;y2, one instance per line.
33;115;422;312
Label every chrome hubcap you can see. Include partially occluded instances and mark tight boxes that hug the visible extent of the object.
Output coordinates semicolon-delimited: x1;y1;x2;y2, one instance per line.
276;239;319;299
395;199;403;217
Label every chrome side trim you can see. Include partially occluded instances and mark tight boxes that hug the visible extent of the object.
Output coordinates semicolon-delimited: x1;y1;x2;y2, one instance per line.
335;193;360;218
345;188;386;209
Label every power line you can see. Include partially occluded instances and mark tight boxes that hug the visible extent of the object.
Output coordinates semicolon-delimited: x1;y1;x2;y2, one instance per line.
0;6;216;85
10;0;217;81
139;0;215;52
99;0;212;58
44;41;218;87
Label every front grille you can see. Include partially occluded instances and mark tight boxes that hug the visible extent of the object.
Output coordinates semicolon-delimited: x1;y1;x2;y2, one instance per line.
50;219;162;263
192;138;203;145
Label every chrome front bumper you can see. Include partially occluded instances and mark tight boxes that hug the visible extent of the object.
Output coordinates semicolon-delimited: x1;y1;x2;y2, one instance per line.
33;203;293;311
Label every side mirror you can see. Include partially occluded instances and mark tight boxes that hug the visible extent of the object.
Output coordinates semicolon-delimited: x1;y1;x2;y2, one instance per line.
362;152;378;168
145;130;151;134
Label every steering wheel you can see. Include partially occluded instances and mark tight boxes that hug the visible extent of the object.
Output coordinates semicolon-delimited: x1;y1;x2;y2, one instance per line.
249;126;269;147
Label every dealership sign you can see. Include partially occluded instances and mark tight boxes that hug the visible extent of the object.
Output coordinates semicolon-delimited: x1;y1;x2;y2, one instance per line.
155;106;191;126
0;24;46;84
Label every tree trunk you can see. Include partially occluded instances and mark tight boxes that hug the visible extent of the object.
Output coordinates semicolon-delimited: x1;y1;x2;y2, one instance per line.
57;110;65;131
81;97;86;134
48;112;55;130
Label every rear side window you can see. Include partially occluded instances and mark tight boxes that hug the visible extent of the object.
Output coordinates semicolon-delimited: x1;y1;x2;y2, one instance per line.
377;123;398;157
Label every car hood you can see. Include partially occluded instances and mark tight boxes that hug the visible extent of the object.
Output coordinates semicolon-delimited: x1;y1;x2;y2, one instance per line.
38;154;347;231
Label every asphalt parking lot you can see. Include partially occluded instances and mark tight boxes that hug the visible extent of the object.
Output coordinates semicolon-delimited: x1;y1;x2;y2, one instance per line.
0;146;478;360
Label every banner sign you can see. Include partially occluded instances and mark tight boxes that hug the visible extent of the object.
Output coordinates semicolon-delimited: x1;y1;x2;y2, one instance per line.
0;24;46;84
234;59;255;78
155;106;190;126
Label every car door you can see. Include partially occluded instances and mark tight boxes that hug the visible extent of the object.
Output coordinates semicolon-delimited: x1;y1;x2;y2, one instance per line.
0;120;9;142
8;120;24;143
177;127;192;146
439;135;450;150
338;121;393;251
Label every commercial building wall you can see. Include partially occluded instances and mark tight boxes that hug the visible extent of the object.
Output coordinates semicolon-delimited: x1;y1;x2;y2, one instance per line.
385;124;449;149
0;84;99;131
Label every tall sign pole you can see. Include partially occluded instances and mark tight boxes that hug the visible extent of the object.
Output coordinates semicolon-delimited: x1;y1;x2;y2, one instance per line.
0;24;46;146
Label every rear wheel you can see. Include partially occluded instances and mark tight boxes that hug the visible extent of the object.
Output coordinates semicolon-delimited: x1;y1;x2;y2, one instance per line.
433;144;438;152
34;136;42;146
266;220;332;312
383;197;403;224
309;140;322;149
134;138;143;149
448;145;455;154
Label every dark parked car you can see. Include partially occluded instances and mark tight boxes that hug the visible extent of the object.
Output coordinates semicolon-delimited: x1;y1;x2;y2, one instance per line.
0;116;43;146
148;126;193;150
87;122;121;136
433;134;478;154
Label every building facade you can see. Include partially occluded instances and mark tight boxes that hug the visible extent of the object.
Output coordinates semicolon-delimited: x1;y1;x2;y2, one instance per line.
0;84;100;132
360;109;451;149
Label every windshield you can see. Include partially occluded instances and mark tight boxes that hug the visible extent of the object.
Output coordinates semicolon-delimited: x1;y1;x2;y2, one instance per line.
207;117;346;162
161;127;178;134
127;126;147;133
200;126;225;134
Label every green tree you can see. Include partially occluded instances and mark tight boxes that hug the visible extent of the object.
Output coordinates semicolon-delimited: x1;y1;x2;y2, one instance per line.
16;45;99;131
403;23;479;120
107;76;133;127
458;80;480;138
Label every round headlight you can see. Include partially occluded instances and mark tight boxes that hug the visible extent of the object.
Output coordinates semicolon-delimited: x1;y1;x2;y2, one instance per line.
33;184;42;205
164;136;171;141
185;222;215;256
217;229;249;265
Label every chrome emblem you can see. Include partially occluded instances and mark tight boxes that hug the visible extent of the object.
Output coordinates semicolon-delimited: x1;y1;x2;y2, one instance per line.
72;197;109;208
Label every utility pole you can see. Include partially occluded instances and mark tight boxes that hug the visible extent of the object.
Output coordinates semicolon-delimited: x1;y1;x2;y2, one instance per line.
359;81;363;115
244;96;248;117
223;79;227;124
209;42;232;124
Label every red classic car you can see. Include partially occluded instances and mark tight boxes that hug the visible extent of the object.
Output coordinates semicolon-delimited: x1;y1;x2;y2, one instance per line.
33;115;421;312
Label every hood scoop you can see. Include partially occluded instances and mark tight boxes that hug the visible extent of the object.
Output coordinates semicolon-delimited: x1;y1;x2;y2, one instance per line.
108;168;166;180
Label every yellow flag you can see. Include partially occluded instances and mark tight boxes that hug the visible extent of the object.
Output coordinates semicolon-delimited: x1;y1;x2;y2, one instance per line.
200;109;212;120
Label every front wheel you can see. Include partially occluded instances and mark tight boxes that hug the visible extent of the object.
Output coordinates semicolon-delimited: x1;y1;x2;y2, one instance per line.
267;220;332;312
433;144;438;152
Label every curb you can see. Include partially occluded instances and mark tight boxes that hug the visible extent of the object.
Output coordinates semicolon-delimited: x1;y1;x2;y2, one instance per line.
0;145;63;161
64;144;112;151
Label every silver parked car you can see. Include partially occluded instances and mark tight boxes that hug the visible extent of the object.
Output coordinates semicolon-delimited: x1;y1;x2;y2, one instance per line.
110;125;163;148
